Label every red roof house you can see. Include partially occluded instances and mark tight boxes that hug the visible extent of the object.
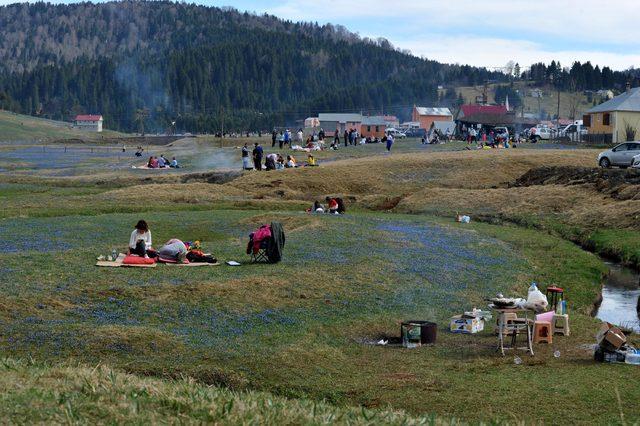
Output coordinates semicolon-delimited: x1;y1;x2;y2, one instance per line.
458;105;508;119
74;114;103;132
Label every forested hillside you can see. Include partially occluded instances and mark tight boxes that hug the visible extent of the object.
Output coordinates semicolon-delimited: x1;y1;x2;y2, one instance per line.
0;1;506;132
0;1;636;133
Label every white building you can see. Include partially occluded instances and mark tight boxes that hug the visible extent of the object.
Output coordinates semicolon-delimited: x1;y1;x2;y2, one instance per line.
74;114;103;132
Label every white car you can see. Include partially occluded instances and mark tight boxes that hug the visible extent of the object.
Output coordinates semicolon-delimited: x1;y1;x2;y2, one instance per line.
598;142;640;168
529;126;551;142
386;128;406;139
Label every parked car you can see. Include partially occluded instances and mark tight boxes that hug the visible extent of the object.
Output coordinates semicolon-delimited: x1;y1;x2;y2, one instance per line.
404;128;426;138
386;128;406;138
529;125;552;142
632;153;640;169
559;122;588;141
597;142;640;168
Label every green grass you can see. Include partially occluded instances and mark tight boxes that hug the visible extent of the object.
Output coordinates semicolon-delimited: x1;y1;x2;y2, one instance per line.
2;144;640;423
0;110;125;142
1;357;442;424
494;214;640;270
1;203;637;423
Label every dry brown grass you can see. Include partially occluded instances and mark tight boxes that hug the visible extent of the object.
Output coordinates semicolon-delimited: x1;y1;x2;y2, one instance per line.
8;146;635;232
216;148;640;230
98;183;245;204
226;149;600;200
397;184;640;229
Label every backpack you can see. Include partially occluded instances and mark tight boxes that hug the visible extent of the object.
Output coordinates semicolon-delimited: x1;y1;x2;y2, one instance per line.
335;197;346;214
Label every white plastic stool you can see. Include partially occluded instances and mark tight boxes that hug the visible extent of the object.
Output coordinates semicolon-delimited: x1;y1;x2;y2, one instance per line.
552;314;570;336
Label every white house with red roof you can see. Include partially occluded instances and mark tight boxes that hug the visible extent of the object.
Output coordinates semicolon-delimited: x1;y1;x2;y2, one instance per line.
74;114;103;132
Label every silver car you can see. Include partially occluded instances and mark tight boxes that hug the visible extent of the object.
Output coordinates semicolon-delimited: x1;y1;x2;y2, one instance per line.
597;142;640;168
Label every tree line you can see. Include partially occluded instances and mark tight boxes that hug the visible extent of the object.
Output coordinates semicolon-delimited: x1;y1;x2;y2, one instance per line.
0;1;505;132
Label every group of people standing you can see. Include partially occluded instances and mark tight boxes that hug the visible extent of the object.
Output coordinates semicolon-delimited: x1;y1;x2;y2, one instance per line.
333;128;359;147
271;128;304;149
242;142;301;171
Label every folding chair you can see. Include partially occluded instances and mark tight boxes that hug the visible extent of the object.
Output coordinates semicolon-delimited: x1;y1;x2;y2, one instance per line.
251;238;270;263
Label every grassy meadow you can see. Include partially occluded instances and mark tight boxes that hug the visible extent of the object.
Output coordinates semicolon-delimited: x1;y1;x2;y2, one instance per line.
0;110;126;142
2;138;640;423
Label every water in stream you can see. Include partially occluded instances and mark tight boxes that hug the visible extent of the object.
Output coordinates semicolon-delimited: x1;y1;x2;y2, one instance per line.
596;262;640;332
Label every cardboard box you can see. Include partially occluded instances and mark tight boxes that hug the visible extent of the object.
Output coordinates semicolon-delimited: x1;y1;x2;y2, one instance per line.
450;315;484;334
596;322;627;350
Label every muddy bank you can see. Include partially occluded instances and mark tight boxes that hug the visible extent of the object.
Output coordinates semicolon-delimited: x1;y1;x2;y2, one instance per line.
512;166;640;200
179;171;242;184
91;170;242;188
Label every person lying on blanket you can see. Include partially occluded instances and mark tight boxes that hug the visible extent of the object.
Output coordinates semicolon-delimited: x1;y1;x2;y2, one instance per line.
129;220;157;258
158;239;188;263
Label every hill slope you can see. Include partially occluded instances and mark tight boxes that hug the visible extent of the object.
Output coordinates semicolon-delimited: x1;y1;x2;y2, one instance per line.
1;358;437;424
0;1;504;133
0;110;125;142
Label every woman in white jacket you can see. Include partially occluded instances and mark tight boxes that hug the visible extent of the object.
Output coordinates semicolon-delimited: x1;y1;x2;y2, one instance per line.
129;220;156;258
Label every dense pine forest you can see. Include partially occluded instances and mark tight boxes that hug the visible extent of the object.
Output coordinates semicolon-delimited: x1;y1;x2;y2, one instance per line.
0;1;636;132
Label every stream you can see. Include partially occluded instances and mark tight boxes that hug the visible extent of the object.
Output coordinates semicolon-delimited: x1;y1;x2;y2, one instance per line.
595;262;640;332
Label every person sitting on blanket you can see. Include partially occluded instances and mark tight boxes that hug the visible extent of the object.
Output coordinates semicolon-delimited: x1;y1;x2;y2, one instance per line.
307;154;317;166
158;238;188;263
285;155;297;168
129;220;157;258
158;155;168;168
170;157;179;168
147;156;154;168
312;200;324;213
326;196;339;214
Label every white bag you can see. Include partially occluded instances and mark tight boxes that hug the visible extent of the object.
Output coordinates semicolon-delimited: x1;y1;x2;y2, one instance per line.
525;283;548;312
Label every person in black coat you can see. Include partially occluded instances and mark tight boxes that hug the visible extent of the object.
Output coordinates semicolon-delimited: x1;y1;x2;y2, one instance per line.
252;142;263;171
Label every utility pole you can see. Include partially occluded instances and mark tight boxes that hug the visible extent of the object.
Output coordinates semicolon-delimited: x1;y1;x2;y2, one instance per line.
483;81;488;105
557;87;560;122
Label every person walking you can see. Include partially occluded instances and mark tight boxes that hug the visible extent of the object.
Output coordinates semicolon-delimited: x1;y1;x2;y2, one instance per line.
271;129;277;147
386;133;394;152
343;129;349;147
283;129;291;148
278;131;284;149
252;142;263;171
334;129;340;145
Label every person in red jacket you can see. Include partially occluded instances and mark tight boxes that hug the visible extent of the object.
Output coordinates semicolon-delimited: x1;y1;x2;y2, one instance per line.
326;196;339;214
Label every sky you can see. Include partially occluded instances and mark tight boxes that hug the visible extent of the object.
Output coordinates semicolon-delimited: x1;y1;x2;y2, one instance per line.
207;0;640;71
0;0;638;71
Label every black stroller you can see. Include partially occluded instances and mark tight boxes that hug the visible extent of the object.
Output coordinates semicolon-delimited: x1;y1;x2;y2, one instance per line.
246;221;285;263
